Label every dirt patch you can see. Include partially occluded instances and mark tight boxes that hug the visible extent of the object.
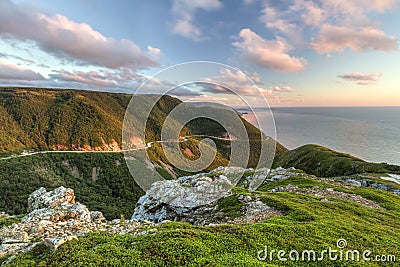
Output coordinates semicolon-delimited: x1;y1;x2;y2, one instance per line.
183;148;195;157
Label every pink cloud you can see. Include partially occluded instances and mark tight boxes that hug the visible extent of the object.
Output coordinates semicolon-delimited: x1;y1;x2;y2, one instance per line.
311;24;398;53
0;61;44;81
233;28;307;72
0;0;158;69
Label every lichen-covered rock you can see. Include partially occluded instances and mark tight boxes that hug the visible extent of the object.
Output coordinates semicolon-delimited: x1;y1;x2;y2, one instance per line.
131;167;284;224
0;187;142;260
22;203;91;223
131;169;241;223
27;187;75;213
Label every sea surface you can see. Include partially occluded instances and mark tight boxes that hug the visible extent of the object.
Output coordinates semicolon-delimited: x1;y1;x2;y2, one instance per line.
242;106;400;165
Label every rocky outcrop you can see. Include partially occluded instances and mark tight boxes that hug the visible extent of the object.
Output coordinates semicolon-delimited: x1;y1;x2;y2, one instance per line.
21;187;93;224
131;167;282;225
27;187;75;213
131;167;246;223
328;175;400;195
0;187;151;261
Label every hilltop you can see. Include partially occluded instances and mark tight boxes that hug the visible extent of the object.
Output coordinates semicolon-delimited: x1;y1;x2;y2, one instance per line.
273;144;400;177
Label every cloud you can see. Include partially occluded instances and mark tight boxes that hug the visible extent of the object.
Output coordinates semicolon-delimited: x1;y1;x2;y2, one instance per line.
259;6;303;42
48;68;149;89
270;86;295;92
243;0;256;4
0;51;50;68
311;24;398;53
0;0;158;69
338;72;381;85
233;28;307;72
147;46;162;57
200;68;297;101
301;1;325;27
0;61;45;81
171;0;222;41
257;1;399;55
46;68;180;94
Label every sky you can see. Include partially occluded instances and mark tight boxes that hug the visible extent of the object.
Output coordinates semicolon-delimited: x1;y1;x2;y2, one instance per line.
0;0;400;107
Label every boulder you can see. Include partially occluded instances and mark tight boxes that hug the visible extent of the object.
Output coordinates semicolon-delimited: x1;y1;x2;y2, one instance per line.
131;169;238;223
22;203;91;223
27;187;75;213
21;187;96;224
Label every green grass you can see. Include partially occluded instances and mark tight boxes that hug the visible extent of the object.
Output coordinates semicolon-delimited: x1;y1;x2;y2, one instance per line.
212;194;246;220
273;145;400;177
0;214;23;227
7;184;400;266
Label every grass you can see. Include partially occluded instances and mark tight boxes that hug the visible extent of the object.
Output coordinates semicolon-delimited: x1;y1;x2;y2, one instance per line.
5;178;400;266
0;214;23;227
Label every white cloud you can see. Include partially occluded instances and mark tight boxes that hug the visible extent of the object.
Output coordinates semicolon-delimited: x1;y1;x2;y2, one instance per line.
0;61;45;81
311;24;398;53
171;19;203;41
147;46;162;57
233;28;307;72
259;6;302;38
338;72;381;85
0;0;158;69
171;0;222;41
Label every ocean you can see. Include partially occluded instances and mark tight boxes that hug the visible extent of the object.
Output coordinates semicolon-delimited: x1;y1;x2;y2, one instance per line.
242;106;400;165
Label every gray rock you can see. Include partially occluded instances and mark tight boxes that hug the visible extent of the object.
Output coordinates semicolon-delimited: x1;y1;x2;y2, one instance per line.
22;203;91;223
27;187;75;213
90;211;105;223
131;169;238;223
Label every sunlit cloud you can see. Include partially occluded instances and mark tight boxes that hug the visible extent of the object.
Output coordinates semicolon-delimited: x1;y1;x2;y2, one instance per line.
233;28;307;72
0;0;158;69
338;72;381;85
311;25;398;53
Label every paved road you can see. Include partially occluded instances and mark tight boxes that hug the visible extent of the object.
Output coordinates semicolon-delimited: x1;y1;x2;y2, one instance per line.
0;135;238;161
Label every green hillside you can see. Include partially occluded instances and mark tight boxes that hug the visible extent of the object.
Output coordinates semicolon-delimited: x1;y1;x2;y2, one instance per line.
0;87;286;166
0;87;287;219
273;144;400;177
0;152;142;219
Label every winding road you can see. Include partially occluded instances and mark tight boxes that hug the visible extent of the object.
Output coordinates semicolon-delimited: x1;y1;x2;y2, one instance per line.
0;135;242;161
